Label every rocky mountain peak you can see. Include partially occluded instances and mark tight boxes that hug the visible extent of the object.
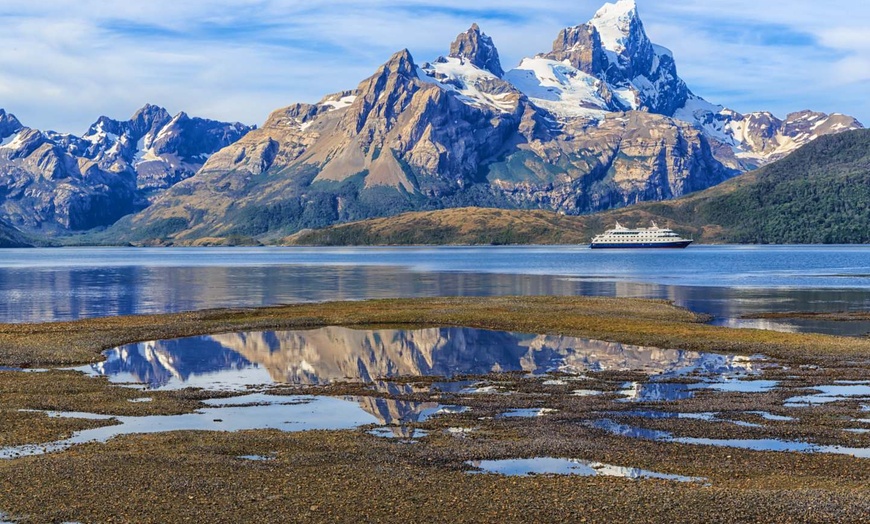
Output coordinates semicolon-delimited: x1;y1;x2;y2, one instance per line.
129;104;172;139
448;23;505;77
545;23;608;75
0;109;23;139
343;49;423;136
383;48;417;78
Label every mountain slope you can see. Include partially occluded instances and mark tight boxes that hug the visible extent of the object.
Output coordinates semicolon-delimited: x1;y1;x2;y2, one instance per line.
0;106;252;234
641;128;870;243
0;217;30;247
287;129;870;245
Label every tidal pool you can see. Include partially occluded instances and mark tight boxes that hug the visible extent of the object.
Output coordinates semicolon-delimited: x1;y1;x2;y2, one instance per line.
468;457;705;482
619;377;777;403
592;419;870;458
0;395;467;460
368;427;429;440
609;410;761;428
497;408;558;418
784;384;870;406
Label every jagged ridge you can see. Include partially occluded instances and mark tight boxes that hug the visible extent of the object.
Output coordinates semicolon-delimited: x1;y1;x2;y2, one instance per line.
0;106;253;232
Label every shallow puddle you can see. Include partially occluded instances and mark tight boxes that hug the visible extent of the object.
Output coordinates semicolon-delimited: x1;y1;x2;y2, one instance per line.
746;411;795;422
612;410;736;425
0;395;465;460
610;410;794;428
592;419;870;458
497;408;557;418
620;378;778;402
468;457;705;482
573;389;605;397
238;454;276;461
784;384;870;406
368;427;429;440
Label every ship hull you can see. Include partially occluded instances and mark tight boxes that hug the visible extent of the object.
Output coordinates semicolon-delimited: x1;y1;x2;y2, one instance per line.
590;240;693;249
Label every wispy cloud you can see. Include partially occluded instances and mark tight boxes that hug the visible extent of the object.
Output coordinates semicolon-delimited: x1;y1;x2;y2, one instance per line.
0;1;867;133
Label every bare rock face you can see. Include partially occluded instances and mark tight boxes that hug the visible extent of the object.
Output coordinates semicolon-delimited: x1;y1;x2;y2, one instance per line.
449;23;505;77
486;111;734;213
545;24;608;75
0;110;23;140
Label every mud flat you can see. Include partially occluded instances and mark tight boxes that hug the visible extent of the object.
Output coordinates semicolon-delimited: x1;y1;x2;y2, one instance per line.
1;297;869;523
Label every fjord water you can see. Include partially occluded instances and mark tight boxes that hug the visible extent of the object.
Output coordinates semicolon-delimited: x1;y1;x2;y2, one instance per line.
1;246;870;334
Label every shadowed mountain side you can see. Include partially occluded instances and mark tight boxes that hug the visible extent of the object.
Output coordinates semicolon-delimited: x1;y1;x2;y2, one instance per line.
286;129;870;245
0;218;30;247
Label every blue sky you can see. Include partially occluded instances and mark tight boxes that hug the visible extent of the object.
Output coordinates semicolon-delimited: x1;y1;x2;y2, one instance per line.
0;0;867;133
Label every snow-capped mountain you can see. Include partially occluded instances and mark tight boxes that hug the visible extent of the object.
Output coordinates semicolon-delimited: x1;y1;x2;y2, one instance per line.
46;104;253;195
505;0;861;167
7;0;863;241
123;16;734;241
0;106;253;232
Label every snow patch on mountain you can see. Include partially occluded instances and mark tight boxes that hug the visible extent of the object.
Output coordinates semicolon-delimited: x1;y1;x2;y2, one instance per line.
418;57;517;113
504;57;609;119
590;0;640;55
0;132;23;149
322;95;357;111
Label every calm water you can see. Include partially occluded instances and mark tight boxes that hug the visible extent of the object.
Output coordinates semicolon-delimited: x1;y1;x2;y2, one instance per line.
1;246;869;334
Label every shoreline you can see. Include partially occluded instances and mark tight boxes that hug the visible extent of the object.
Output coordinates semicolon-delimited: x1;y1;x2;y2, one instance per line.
3;296;870;368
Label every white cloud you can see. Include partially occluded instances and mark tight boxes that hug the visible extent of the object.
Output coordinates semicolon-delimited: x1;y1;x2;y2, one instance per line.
0;0;867;133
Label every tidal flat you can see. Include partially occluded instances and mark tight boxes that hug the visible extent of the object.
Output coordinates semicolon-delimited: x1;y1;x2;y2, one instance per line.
1;296;869;523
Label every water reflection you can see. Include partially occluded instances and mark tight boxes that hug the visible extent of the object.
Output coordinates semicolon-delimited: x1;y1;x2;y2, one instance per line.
784;383;870;407
0;395;465;460
0;395;381;460
78;327;756;391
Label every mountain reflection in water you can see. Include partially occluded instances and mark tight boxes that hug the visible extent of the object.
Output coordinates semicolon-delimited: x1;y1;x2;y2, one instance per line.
82;327;755;391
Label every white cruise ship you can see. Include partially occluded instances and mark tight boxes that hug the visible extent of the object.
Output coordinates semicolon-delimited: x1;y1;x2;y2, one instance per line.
590;222;692;249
